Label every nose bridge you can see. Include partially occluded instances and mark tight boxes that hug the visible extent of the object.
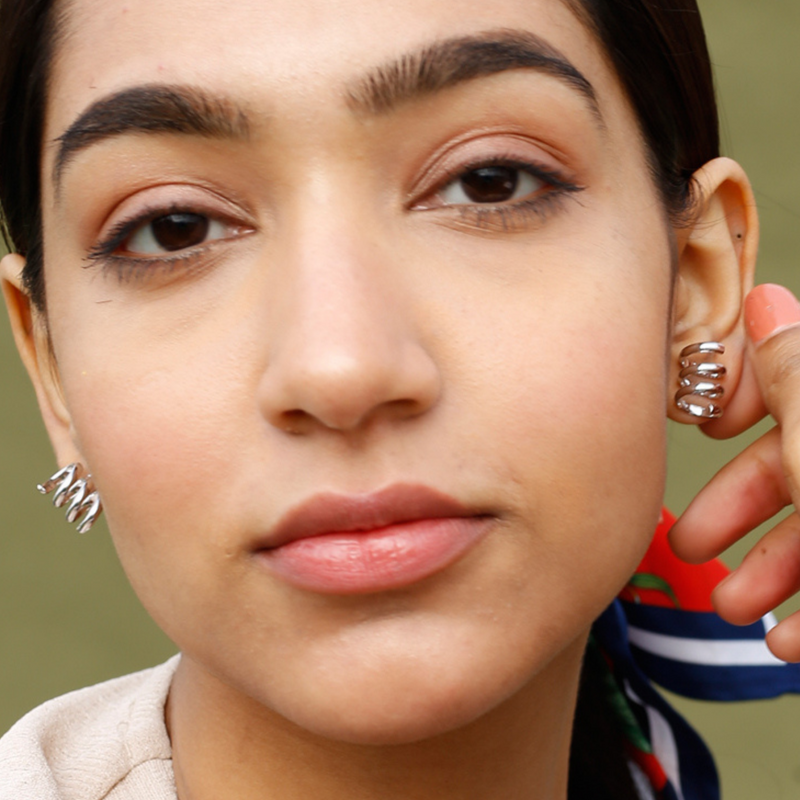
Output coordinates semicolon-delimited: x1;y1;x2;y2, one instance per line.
258;208;440;433
295;220;389;350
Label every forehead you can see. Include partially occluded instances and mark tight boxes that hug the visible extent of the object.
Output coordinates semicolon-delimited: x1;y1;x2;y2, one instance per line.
48;0;622;139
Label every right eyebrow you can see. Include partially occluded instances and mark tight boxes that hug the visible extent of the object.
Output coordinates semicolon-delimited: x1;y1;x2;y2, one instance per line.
52;85;251;189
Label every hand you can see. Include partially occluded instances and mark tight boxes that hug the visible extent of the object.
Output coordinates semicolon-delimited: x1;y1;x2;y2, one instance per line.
670;284;800;662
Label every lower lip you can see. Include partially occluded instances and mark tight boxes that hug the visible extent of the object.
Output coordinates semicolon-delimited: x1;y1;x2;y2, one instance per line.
258;517;493;594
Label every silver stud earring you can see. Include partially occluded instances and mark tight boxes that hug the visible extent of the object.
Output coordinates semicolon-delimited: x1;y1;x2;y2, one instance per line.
675;342;726;420
37;463;103;533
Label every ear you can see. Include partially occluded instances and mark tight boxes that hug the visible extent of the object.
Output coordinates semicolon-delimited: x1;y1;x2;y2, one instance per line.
668;157;758;424
1;252;84;467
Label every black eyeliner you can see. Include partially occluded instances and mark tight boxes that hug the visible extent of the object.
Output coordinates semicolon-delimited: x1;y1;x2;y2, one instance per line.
85;202;189;265
421;153;584;232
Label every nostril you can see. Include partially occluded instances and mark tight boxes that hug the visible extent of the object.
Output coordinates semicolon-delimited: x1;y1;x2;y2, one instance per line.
277;409;313;436
386;397;428;421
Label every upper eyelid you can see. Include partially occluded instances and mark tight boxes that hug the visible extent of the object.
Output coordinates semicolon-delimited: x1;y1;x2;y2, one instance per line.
410;129;573;186
92;180;255;239
440;158;560;185
113;203;240;238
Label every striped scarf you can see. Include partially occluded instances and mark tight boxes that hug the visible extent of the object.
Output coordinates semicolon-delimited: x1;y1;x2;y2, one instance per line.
592;509;800;800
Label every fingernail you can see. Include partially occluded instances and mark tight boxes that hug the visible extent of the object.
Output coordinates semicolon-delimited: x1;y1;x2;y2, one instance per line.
745;283;800;345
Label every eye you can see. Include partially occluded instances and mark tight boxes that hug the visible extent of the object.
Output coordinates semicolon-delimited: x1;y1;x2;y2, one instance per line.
411;154;583;233
86;198;255;284
124;212;229;255
438;165;545;206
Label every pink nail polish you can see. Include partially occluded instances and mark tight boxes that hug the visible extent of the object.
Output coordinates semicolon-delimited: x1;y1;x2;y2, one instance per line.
745;284;800;345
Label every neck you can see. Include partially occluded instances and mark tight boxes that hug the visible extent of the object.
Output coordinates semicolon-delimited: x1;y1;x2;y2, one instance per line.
167;637;586;800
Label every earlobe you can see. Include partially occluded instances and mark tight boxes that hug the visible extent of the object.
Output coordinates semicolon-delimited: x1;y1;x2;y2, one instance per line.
1;252;83;464
668;157;758;424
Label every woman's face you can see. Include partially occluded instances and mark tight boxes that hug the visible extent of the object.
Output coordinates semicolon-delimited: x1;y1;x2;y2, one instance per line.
37;0;672;742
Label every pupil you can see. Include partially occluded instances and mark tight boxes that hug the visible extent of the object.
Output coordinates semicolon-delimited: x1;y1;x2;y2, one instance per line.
151;213;209;251
460;166;518;203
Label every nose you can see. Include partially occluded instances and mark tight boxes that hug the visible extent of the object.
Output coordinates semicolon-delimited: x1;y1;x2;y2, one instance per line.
257;228;441;435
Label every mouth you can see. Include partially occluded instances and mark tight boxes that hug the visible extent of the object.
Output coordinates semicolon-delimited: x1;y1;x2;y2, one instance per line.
253;484;496;594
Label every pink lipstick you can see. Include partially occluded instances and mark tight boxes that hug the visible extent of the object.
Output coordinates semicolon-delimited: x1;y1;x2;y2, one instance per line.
255;484;494;594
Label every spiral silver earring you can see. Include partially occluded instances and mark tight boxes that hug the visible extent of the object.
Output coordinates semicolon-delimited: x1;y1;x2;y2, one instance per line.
37;463;103;533
675;342;726;420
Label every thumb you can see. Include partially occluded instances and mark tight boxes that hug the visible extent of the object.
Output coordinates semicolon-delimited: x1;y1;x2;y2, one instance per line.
745;283;800;434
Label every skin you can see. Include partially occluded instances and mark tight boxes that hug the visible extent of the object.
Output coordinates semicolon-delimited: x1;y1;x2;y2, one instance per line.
1;0;781;797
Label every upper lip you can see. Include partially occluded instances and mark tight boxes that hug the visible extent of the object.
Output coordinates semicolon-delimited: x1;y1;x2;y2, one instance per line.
258;483;485;550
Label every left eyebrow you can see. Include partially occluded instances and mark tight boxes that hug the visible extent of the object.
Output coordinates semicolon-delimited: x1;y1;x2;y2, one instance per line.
346;28;603;124
51;84;251;189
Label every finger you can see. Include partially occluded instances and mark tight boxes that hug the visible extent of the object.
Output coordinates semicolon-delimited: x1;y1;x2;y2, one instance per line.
670;426;789;563
699;349;767;440
712;512;800;627
766;610;800;663
744;284;800;435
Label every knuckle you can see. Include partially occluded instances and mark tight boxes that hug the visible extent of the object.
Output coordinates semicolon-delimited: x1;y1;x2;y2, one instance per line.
747;452;789;509
743;429;785;487
761;339;800;408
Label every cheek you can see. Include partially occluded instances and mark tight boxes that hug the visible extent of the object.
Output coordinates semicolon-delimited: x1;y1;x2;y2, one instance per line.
452;238;672;604
67;356;236;494
50;304;267;599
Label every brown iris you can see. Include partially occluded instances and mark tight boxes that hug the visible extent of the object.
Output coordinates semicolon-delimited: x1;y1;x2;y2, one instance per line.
149;213;210;251
458;166;520;203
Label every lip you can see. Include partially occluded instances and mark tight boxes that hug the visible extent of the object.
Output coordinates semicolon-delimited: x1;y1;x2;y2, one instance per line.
253;484;495;594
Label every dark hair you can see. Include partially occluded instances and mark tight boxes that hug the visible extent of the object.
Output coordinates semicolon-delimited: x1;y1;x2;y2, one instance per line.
0;1;718;796
0;0;60;311
1;0;719;313
568;0;719;217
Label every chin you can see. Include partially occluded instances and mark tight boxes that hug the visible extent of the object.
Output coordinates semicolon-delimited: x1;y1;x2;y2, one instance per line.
262;629;569;747
278;675;504;746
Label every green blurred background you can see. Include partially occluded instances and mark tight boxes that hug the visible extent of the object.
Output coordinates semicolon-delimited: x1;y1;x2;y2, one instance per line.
1;0;800;795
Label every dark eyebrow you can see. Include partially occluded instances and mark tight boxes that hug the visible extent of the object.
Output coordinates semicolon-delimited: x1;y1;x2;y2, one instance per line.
51;32;596;189
346;29;601;122
52;85;250;188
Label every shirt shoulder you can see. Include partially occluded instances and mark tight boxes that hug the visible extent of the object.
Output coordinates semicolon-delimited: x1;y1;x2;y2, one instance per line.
0;656;179;800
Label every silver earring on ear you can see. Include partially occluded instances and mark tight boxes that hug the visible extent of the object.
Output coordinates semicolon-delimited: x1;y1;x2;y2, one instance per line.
675;342;726;420
37;463;103;533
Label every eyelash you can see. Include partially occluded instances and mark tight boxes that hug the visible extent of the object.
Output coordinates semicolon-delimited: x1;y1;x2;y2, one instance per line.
85;203;233;282
422;155;584;231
